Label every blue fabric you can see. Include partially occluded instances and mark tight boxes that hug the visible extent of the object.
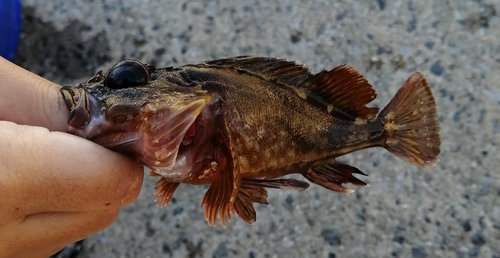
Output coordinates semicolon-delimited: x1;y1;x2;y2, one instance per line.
0;0;21;61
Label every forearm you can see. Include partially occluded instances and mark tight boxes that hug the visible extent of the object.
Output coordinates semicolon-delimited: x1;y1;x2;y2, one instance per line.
0;57;69;131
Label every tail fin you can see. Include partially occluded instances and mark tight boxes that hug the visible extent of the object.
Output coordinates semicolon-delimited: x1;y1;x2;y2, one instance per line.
379;72;441;167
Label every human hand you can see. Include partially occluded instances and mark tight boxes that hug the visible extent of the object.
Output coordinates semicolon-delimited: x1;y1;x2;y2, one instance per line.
0;57;144;258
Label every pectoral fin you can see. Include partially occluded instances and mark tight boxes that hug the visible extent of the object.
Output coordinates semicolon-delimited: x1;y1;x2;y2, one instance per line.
154;177;180;207
201;172;236;226
201;156;241;227
302;161;367;193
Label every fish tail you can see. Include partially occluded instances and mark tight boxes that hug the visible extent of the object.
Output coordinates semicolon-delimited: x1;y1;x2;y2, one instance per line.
378;72;441;167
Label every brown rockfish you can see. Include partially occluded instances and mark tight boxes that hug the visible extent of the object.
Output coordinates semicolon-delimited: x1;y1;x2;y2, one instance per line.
60;56;440;225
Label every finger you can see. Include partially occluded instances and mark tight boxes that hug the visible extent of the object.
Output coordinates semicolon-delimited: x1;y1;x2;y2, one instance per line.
0;122;144;215
0;57;69;131
20;244;67;258
0;208;119;258
33;245;67;258
44;240;85;258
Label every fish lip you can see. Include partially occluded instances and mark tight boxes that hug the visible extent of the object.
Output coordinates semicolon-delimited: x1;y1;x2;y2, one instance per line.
60;86;103;134
60;86;76;111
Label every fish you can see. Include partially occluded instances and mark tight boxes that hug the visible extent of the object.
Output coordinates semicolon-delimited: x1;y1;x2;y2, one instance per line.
60;56;441;226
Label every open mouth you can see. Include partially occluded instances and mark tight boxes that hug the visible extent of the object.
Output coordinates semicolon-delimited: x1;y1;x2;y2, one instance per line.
138;95;215;177
176;108;206;158
181;121;197;145
174;107;212;168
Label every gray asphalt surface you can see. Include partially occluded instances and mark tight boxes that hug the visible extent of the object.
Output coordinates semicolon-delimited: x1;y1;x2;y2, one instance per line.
15;0;500;257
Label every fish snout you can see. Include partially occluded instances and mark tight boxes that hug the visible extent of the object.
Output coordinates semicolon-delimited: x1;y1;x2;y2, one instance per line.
60;86;103;133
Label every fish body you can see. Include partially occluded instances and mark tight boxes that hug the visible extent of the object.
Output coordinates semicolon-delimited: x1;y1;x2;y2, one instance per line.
61;56;441;225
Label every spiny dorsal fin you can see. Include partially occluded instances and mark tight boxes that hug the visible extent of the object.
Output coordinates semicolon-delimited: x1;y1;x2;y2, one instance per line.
300;65;379;119
204;57;377;119
204;56;313;86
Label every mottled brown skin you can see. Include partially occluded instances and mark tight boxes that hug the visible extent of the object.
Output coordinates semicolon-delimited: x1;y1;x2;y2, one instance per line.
61;56;441;226
169;65;381;176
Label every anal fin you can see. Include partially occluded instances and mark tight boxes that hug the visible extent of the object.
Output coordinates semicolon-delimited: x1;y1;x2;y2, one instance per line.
233;183;268;224
154;177;180;207
302;161;367;193
232;178;308;224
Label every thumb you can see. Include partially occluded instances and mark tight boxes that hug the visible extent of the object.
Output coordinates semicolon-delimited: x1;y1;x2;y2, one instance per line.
0;57;69;131
0;121;144;214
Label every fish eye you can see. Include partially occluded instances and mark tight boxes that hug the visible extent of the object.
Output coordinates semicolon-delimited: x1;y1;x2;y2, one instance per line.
104;60;150;89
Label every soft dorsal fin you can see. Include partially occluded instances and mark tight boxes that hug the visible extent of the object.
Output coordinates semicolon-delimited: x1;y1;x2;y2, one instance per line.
204;56;313;86
300;65;379;119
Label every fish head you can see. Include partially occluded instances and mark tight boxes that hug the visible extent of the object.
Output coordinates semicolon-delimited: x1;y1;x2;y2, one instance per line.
60;60;212;168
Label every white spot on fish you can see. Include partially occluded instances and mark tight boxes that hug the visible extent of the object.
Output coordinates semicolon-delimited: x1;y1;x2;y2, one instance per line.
386;138;399;146
253;143;260;152
264;150;271;159
355;118;367;125
295;89;308;100
238;156;249;168
200;168;212;178
257;127;265;138
327;104;334;114
385;111;395;120
211;161;218;170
